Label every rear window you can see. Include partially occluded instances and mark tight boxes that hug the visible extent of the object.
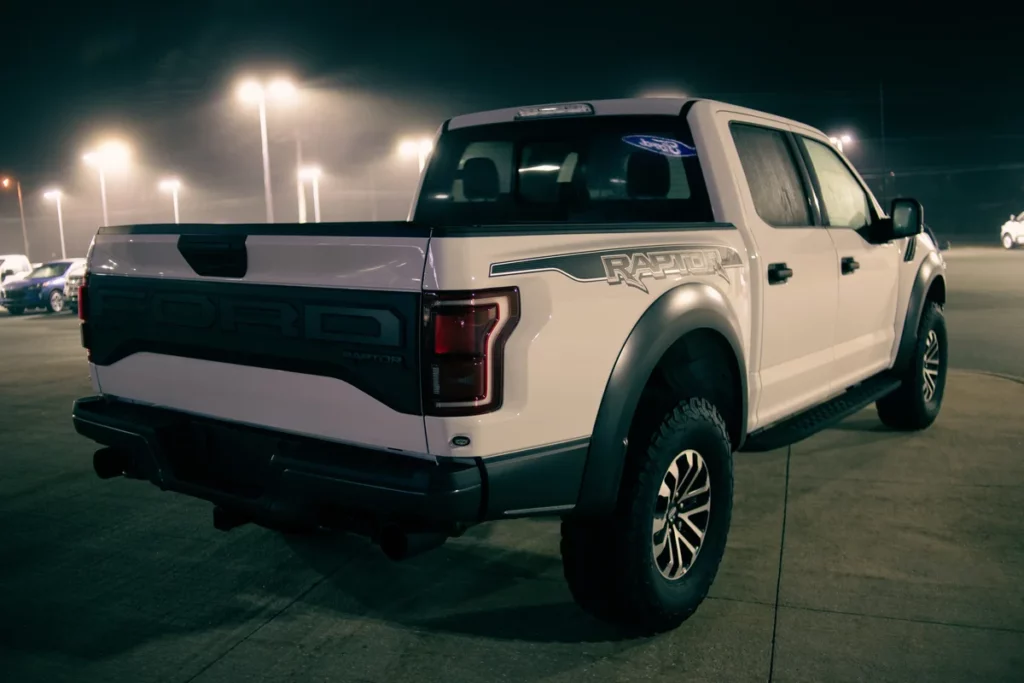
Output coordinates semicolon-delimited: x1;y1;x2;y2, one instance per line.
414;115;714;226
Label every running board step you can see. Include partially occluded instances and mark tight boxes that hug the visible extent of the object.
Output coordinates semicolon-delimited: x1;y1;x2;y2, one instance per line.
741;374;902;452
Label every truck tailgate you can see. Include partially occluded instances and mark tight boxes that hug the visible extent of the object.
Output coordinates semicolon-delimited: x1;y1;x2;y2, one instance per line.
83;223;430;454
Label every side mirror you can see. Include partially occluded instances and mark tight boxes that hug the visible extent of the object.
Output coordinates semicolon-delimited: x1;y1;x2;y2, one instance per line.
1;269;14;280
890;198;923;238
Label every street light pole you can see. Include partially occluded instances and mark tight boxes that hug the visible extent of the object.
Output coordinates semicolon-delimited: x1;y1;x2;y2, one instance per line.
98;168;109;226
83;141;129;227
159;178;182;224
55;193;65;258
1;176;31;258
16;180;29;257
311;173;321;223
43;190;66;259
238;77;297;223
298;166;323;223
257;96;274;223
296;135;307;223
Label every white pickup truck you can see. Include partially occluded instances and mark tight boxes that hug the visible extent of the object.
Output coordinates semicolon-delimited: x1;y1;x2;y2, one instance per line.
1001;212;1024;249
72;97;948;634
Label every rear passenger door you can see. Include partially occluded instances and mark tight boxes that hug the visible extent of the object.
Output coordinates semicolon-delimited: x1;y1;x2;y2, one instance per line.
727;119;840;427
796;134;900;388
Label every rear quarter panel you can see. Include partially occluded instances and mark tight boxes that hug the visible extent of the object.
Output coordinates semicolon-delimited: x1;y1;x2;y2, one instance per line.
423;226;752;458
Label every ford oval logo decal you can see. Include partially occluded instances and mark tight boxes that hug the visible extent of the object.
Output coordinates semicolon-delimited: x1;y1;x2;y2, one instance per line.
622;135;697;158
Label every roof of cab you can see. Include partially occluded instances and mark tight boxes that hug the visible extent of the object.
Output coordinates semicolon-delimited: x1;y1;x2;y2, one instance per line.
446;97;692;130
445;96;828;140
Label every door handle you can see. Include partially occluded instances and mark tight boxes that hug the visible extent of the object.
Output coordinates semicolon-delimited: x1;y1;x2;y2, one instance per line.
841;256;860;275
767;262;793;285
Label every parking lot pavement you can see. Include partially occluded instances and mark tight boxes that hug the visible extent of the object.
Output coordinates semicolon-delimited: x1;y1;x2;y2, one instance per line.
2;301;1024;681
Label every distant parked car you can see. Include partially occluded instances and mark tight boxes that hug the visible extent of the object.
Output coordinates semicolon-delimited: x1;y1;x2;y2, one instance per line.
64;262;87;314
1001;212;1024;249
0;258;86;315
0;254;32;284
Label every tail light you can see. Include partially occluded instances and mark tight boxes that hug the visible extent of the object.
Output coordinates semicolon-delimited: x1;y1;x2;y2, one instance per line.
422;287;520;416
78;272;91;358
78;274;88;322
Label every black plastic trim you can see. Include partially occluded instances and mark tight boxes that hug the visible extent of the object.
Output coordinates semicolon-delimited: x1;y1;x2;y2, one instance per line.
742;372;901;452
177;234;248;279
72;397;592;525
86;274;424;415
483;437;590;518
893;250;945;374
97;221;433;238
574;282;748;516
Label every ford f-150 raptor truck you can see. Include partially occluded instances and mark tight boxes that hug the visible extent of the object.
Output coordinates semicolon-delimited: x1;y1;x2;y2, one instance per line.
71;97;948;634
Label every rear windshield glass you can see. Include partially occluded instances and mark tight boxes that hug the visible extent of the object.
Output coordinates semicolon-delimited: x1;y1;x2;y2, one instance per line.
414;114;713;226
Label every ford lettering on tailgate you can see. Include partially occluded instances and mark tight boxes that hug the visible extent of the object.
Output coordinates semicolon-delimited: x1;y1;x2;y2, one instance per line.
85;275;422;414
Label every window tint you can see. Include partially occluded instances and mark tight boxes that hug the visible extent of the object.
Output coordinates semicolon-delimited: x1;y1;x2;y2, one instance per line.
802;137;871;230
730;123;812;227
415;115;713;227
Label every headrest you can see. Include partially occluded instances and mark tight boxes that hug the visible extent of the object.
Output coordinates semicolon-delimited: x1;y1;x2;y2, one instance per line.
626;152;671;198
461;157;500;200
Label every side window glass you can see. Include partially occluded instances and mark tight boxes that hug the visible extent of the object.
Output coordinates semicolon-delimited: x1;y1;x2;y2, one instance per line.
802;137;871;230
730;123;812;228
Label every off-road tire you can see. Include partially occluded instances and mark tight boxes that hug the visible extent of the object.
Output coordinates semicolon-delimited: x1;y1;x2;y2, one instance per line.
876;302;947;430
561;397;734;634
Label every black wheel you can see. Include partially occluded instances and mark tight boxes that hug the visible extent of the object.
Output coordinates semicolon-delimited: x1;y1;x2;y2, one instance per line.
876;302;948;430
6;307;24;316
46;289;65;313
561;397;733;634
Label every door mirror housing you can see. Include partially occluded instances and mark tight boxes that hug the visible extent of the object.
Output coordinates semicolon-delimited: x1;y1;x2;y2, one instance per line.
873;197;923;243
1;269;14;280
890;198;923;238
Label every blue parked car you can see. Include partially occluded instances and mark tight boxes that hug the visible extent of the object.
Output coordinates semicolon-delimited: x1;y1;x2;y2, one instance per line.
0;258;86;315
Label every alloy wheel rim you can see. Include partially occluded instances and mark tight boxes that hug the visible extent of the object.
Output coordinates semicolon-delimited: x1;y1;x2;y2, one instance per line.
652;449;711;581
50;291;63;312
922;329;941;403
1004;235;1013;249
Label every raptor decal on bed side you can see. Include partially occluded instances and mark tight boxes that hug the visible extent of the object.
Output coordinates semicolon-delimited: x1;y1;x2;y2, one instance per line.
489;244;743;293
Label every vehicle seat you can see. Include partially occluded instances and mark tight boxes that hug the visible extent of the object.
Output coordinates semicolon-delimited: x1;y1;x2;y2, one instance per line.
460;157;501;201
626;152;671;199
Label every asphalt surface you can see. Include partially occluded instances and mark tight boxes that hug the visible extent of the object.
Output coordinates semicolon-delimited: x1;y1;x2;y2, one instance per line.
941;247;1024;379
1;247;1022;682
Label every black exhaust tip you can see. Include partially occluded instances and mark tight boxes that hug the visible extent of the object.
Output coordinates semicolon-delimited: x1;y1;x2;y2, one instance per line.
93;448;129;479
213;506;250;532
379;525;448;561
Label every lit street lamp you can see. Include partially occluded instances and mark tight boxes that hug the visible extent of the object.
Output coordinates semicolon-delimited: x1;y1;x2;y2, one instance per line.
237;77;297;223
83;140;131;226
159;177;182;224
398;137;433;173
0;176;30;258
43;189;66;259
829;133;854;153
299;165;322;223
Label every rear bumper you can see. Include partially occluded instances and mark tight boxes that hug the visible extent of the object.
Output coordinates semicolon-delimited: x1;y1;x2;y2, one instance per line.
72;396;588;529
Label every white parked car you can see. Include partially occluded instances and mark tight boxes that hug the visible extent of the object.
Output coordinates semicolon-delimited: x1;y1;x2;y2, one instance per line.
0;254;32;284
71;97;947;634
1001;212;1024;249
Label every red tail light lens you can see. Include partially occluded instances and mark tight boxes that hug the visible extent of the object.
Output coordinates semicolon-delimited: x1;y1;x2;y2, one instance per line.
78;276;88;322
422;287;520;416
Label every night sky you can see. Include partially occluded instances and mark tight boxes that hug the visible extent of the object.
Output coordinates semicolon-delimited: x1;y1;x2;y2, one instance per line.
2;3;1022;243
